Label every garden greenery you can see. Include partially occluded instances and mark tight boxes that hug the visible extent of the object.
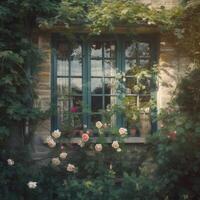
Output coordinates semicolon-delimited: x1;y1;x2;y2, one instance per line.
1;0;200;199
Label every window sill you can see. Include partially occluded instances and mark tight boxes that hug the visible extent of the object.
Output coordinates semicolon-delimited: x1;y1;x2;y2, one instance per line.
61;137;146;144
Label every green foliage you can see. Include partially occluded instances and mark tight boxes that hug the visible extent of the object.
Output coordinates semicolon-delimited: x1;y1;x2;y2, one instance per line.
176;68;200;118
174;1;200;63
88;0;183;34
0;0;60;142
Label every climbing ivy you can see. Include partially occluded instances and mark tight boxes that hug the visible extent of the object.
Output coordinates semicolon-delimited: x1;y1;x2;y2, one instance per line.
0;0;60;144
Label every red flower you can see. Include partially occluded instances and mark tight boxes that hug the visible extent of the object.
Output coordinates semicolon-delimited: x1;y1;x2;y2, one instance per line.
70;106;78;113
82;133;89;142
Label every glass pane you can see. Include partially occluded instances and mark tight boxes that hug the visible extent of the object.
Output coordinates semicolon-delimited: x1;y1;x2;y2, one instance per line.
104;60;116;77
125;77;137;94
104;96;116;109
71;59;82;76
104;41;116;58
139;59;150;67
91;41;102;58
125;42;137;58
138;43;150;57
70;96;82;112
57;78;69;96
91;60;103;76
71;78;82;95
57;59;69;76
104;78;116;95
125;59;136;73
92;96;103;112
91;78;102;94
70;45;82;59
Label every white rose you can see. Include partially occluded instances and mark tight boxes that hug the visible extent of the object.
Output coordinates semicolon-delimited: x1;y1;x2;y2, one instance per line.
51;158;61;166
52;129;61;139
7;159;14;166
48;139;56;148
96;121;103;129
119;127;127;137
59;152;68;160
27;181;37;189
112;141;119;149
95;144;103;152
117;148;122;152
67;164;76;172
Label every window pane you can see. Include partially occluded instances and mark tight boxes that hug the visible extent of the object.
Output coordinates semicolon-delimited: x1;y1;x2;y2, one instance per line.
91;41;102;58
104;96;116;109
92;96;103;112
91;78;102;94
70;96;82;112
138;43;150;57
57;78;69;96
70;45;82;59
125;59;136;73
91;114;102;126
71;59;82;76
57;59;69;76
125;77;137;94
139;59;150;67
125;42;137;58
104;78;116;95
71;78;82;95
104;41;116;58
91;60;103;76
104;60;116;77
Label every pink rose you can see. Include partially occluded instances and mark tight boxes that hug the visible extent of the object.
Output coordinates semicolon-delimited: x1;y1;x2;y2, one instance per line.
82;133;89;142
70;106;78;113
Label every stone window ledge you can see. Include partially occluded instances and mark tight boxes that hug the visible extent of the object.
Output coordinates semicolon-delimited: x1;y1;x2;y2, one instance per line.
61;137;146;144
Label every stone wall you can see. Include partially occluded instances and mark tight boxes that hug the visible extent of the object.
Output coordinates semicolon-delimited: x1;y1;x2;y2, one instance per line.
139;0;180;8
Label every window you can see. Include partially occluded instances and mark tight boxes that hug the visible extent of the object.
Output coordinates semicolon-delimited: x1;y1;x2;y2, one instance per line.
51;34;158;136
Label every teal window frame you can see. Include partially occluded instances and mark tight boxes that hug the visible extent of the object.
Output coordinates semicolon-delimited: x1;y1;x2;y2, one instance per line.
51;33;159;133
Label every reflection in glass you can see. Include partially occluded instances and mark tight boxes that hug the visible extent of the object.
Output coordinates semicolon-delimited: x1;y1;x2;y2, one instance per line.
91;41;102;58
70;45;82;59
139;59;150;67
125;42;137;58
71;78;82;94
57;78;69;96
92;96;103;112
138;43;150;57
71;60;82;76
57;59;69;76
125;59;136;73
104;41;116;58
104;78;116;94
91;78;102;94
70;96;82;112
104;60;116;76
91;60;103;76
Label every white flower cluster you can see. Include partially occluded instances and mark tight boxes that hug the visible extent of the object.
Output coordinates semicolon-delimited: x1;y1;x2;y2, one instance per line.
7;159;14;166
119;127;127;137
112;141;122;152
27;181;37;189
67;164;76;172
95;144;103;152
